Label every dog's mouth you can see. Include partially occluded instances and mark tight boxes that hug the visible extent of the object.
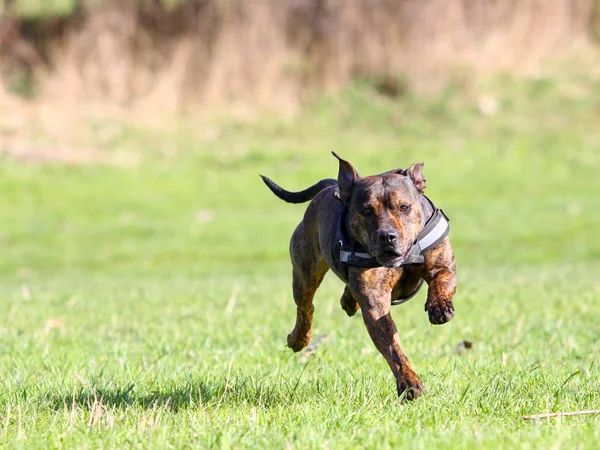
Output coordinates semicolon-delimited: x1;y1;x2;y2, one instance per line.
376;250;406;267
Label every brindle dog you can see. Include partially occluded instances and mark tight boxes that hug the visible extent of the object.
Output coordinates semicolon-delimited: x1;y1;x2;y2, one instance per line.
261;153;457;399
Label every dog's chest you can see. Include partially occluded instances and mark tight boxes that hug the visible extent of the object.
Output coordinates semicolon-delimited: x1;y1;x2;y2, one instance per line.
391;266;425;304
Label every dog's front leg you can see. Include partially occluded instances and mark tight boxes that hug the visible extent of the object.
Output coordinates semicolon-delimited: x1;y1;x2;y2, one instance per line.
423;237;457;325
350;268;425;400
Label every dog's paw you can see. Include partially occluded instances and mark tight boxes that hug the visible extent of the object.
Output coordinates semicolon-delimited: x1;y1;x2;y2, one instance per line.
397;378;425;401
425;300;455;325
287;330;312;352
340;295;359;317
339;286;359;317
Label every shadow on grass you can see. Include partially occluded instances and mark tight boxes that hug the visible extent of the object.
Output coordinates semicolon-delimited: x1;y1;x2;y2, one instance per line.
47;376;307;412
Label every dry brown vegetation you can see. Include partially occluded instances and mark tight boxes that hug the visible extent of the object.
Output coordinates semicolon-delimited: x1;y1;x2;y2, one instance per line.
0;0;599;116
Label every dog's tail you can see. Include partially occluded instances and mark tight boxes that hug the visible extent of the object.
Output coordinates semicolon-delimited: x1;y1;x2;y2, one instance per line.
260;175;337;204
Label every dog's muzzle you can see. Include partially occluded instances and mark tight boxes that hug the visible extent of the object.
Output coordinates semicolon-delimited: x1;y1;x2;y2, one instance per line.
338;205;449;268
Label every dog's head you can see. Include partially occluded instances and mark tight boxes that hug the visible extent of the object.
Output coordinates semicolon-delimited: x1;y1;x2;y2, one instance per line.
333;152;427;268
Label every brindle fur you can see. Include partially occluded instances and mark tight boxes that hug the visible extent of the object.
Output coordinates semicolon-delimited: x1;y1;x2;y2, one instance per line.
261;153;457;400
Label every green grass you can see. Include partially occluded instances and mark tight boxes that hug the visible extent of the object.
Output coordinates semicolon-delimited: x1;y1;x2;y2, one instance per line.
1;77;600;448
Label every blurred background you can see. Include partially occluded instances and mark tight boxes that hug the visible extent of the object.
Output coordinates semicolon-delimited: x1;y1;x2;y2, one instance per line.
1;0;599;115
0;0;599;274
1;0;599;274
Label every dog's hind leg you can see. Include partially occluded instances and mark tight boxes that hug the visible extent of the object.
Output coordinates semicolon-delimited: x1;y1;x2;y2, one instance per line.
287;224;329;352
288;262;328;351
340;285;359;317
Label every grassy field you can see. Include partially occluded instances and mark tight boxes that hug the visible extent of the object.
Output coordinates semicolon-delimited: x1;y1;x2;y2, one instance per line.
1;76;600;448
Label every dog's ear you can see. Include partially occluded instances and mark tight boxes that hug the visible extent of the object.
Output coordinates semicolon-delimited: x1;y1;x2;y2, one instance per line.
404;162;426;193
332;152;360;202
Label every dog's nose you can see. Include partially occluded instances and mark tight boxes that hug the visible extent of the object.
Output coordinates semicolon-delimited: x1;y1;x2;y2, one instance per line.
378;229;398;246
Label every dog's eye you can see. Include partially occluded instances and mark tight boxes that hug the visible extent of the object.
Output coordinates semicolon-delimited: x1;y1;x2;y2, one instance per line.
399;205;411;213
362;207;374;216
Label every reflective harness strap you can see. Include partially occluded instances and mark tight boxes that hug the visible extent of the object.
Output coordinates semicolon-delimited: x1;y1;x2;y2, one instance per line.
400;206;450;266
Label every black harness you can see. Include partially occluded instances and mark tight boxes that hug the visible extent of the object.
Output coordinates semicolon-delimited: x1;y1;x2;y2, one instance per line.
331;196;450;306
